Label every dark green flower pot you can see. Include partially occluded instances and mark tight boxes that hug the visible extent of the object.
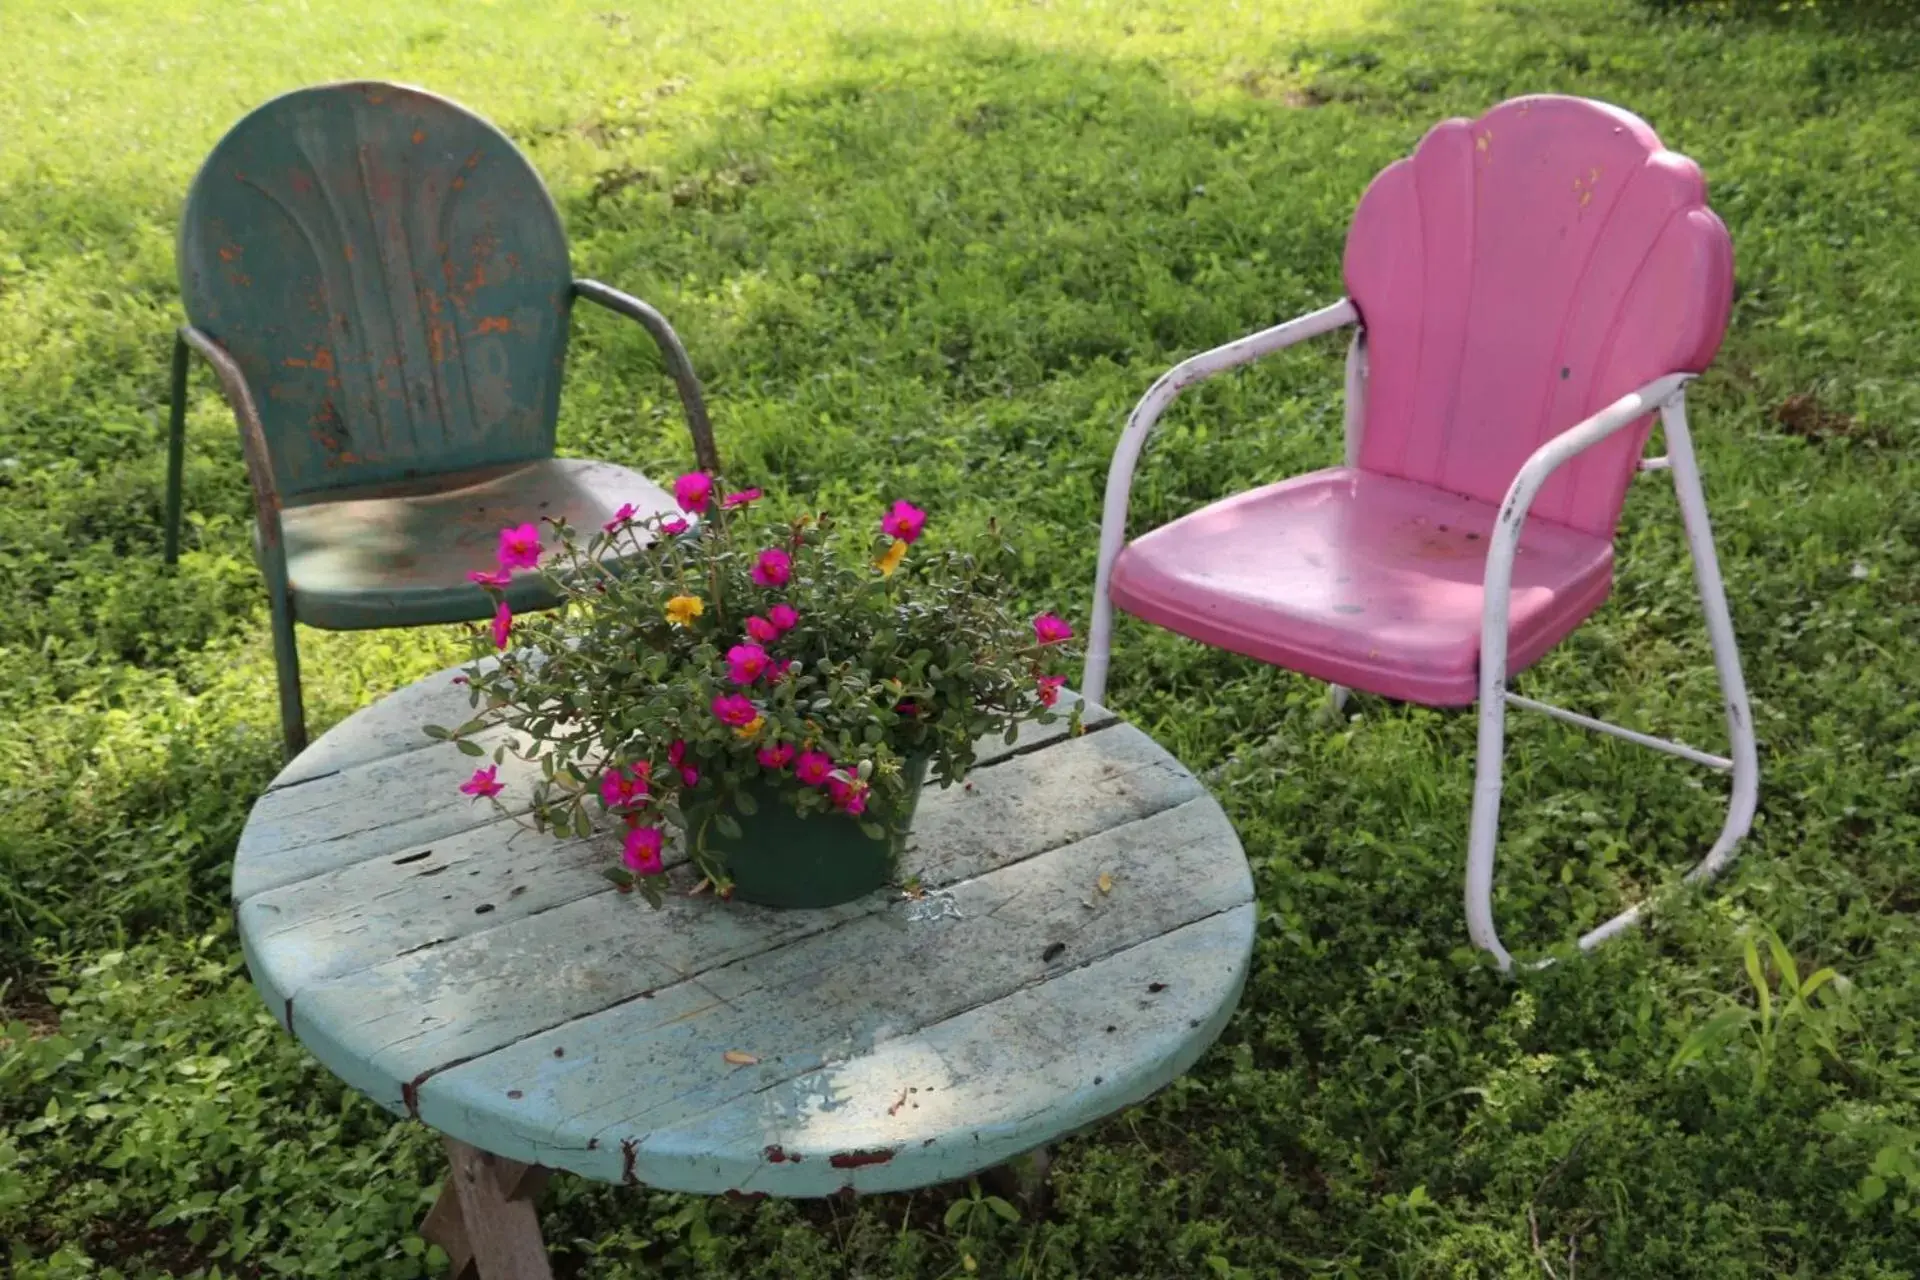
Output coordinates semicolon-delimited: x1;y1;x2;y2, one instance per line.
710;756;931;909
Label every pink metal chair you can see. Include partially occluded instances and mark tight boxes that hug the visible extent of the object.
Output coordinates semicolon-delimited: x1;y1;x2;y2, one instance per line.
1083;96;1758;970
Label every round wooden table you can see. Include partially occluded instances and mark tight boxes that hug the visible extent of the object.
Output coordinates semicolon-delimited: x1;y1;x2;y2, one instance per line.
235;666;1253;1275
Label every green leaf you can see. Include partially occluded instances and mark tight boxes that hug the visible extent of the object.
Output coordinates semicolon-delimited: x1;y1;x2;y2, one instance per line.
1766;929;1801;996
1669;1007;1750;1073
602;866;636;888
572;806;593;839
422;724;451;740
733;789;758;816
1744;933;1772;1034
944;1200;971;1230
1861;1175;1889;1205
457;740;486;757
985;1195;1019;1223
714;812;743;840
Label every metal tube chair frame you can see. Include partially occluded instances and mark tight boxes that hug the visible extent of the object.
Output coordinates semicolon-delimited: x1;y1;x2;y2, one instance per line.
1084;299;1758;971
163;286;713;762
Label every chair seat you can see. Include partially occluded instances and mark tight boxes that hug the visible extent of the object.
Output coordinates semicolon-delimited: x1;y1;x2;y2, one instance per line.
1108;467;1615;706
270;458;675;631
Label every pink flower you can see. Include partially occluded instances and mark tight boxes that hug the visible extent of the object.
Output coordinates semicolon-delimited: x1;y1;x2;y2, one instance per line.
827;775;870;816
1033;612;1074;645
745;615;780;644
600;763;650;809
661;516;690;535
726;644;771;684
895;700;918;716
603;502;639;533
622;825;665;875
491;600;513;650
668;739;701;789
712;693;759;727
1036;675;1066;708
751;548;792;587
757;742;795;771
674;472;714;513
794;751;833;787
881;500;928;544
721;488;763;510
459;765;503;799
767;603;799;633
771;659;795;681
497;523;542;570
468;567;512;588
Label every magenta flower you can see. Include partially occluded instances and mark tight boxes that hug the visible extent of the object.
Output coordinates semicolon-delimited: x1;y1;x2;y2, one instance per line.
623;825;665;875
497;523;542;570
767;603;799;633
674;472;714;513
751;548;792;587
491;600;513;650
794;751;834;787
712;693;759;727
459;765;504;799
603;502;639;533
1033;612;1074;645
827;776;870;816
881;500;928;545
467;567;512;588
669;739;701;789
1037;675;1066;708
771;659;795;681
600;763;650;809
661;516;690;535
745;615;780;644
757;742;795;771
721;488;763;510
726;643;772;685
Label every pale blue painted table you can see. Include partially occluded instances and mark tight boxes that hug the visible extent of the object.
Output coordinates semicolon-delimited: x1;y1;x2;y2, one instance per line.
235;665;1254;1276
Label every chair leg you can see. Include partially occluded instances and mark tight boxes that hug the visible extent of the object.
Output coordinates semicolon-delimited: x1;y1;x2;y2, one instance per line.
164;330;189;565
266;569;307;761
1570;395;1759;952
1464;678;1515;970
1462;393;1758;970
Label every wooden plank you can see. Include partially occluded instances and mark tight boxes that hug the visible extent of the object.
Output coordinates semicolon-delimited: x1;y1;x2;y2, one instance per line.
436;904;1255;1195
234;725;534;901
268;663;493;790
242;713;1172;1004
277;727;1202;1113
411;798;1250;1185
236;687;1112;903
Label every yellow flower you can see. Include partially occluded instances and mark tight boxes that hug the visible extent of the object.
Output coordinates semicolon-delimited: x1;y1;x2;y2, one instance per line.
733;715;765;740
664;594;705;627
875;539;908;578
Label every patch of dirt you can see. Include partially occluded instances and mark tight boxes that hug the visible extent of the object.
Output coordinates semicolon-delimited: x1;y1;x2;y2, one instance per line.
1775;392;1888;445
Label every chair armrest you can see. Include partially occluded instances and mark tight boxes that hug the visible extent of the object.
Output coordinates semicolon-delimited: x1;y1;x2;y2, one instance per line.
1083;298;1357;704
178;325;284;550
1477;370;1694;686
572;280;720;474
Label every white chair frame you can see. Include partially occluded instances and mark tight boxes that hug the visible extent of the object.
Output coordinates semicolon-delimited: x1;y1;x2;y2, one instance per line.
1083;300;1758;971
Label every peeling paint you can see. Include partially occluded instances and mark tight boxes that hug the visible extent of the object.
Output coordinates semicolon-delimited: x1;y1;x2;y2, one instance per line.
828;1147;897;1169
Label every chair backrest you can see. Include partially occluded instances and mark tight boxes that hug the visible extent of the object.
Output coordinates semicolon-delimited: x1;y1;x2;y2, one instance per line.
178;82;573;500
1342;96;1732;537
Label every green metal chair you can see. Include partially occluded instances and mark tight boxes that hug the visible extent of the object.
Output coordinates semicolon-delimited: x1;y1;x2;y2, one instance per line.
165;81;717;760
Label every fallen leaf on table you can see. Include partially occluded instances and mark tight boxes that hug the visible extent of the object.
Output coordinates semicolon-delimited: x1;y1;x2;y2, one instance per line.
723;1050;759;1066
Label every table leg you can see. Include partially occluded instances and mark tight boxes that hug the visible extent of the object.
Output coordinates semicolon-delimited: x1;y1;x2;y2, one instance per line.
420;1138;554;1280
983;1145;1053;1216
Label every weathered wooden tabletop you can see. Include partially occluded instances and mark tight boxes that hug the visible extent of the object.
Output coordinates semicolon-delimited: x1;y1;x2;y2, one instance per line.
235;666;1254;1198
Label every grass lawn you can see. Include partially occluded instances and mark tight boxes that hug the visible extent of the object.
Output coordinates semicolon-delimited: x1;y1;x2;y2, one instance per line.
4;0;1919;1274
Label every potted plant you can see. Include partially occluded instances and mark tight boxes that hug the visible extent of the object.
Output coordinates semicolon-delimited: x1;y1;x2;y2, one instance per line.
431;473;1080;909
